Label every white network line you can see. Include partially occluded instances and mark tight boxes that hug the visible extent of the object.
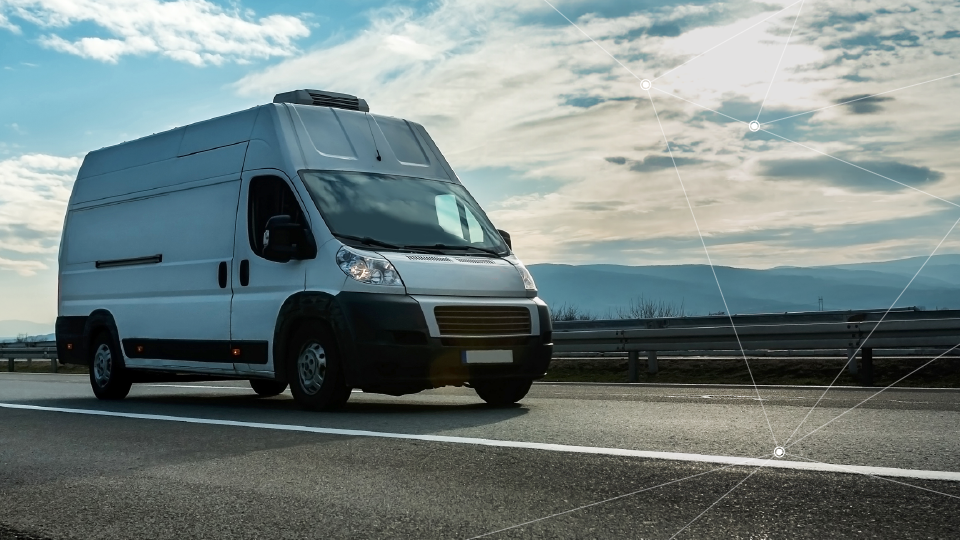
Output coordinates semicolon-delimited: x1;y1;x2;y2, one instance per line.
790;454;960;501
666;461;769;540
540;0;644;83
464;456;768;539
786;341;960;450
653;86;748;124
759;129;960;209
647;92;779;449
764;71;960;125
783;215;960;446
755;0;806;122
652;0;805;82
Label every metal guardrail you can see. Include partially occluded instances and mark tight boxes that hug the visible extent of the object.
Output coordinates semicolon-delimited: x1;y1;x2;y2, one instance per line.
0;341;58;372
553;308;960;385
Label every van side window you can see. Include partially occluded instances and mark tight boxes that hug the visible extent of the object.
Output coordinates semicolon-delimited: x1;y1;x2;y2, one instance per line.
248;176;306;257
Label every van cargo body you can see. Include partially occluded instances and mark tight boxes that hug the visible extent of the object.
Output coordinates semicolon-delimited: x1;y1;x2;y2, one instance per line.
56;91;552;408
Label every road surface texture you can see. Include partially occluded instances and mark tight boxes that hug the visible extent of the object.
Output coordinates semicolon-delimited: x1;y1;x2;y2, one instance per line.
1;373;958;539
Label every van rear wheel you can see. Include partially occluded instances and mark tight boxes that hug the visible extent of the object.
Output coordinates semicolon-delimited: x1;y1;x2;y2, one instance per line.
287;324;350;411
473;378;532;407
249;379;287;397
89;331;132;400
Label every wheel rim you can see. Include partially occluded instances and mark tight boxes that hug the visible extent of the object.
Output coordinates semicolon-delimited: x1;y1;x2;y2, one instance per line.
297;342;327;395
93;343;112;387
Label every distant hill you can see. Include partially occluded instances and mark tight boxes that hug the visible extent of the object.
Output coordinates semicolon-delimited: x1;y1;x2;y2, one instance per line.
0;320;55;341
528;254;960;317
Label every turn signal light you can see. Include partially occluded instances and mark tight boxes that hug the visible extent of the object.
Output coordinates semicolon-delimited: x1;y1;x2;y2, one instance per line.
66;343;73;350
232;348;241;357
136;345;144;353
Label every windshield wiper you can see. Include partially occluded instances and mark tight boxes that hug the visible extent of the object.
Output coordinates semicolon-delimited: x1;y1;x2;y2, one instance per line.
333;233;402;250
403;244;502;257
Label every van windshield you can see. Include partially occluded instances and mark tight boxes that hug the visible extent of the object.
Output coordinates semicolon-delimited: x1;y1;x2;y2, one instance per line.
300;171;509;255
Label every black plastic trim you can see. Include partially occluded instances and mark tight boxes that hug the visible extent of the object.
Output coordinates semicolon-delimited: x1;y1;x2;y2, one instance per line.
95;254;162;269
122;339;268;364
55;315;88;365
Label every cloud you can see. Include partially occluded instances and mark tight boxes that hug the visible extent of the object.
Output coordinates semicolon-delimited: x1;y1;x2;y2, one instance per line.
0;0;309;66
834;94;893;114
0;11;20;33
758;157;945;191
0;154;80;274
229;0;960;268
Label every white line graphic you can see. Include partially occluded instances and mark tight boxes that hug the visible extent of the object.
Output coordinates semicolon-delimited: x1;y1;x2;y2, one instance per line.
759;129;960;208
755;0;806;121
653;0;805;82
765;71;960;125
783;216;960;446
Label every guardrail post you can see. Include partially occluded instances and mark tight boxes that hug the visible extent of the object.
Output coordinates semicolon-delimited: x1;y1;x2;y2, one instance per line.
860;348;874;387
7;358;13;372
51;358;58;373
628;351;639;383
846;347;858;375
647;351;658;374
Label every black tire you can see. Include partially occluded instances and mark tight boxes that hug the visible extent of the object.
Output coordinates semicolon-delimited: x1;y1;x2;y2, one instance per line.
473;378;533;407
89;330;132;400
249;379;288;397
287;323;351;411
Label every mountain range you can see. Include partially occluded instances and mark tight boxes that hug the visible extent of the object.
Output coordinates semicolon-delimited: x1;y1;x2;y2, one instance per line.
528;254;960;317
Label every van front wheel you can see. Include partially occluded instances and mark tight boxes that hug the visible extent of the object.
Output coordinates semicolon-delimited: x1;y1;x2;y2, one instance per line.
473;378;533;407
89;331;132;400
287;324;350;411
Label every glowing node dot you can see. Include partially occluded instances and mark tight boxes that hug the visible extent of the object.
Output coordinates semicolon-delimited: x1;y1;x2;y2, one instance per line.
774;446;786;458
749;121;760;132
640;79;652;90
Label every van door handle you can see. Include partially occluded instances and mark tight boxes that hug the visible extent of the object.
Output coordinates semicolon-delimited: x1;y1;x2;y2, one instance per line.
218;261;228;288
239;259;250;287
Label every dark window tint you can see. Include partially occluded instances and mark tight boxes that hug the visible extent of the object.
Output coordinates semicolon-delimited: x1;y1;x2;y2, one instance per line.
248;176;305;257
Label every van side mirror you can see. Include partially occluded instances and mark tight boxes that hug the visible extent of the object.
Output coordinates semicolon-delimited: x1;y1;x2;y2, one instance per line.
263;215;317;263
497;229;512;249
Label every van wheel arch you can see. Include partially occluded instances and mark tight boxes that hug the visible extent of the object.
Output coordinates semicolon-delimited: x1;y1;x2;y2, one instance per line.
273;292;356;385
82;310;122;360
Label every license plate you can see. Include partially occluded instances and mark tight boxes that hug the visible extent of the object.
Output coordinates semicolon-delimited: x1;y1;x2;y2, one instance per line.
462;350;513;364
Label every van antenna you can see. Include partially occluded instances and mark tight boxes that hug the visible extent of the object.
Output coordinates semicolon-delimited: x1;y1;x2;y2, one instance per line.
364;113;382;161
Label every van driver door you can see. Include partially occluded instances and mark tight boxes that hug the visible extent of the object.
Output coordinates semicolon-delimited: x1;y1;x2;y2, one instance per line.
230;171;310;376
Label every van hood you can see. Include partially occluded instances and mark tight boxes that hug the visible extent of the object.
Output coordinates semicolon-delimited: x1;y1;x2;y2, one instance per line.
379;253;528;297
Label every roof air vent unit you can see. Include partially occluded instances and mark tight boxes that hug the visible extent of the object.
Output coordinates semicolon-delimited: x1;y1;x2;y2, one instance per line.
273;89;370;112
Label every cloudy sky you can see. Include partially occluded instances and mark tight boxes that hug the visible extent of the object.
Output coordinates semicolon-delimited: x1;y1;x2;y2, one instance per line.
1;0;959;325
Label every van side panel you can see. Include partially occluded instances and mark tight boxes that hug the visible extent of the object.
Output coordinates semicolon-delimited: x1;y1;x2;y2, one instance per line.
72;143;248;205
77;128;185;180
59;179;241;366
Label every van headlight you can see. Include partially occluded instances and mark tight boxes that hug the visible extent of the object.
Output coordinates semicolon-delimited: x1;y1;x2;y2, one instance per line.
336;246;404;286
514;262;537;291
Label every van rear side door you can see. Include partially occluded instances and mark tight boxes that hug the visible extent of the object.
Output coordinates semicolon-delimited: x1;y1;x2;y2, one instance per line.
230;172;310;375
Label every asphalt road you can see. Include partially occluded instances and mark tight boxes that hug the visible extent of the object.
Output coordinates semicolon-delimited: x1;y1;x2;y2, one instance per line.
1;373;958;539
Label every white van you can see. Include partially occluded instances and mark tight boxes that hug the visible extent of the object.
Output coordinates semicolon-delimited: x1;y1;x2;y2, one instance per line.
55;90;552;410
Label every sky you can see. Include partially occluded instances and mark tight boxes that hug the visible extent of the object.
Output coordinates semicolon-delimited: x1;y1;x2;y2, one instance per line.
1;0;959;325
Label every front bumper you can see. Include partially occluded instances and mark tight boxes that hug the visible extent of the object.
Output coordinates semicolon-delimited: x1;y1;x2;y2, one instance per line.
331;292;552;393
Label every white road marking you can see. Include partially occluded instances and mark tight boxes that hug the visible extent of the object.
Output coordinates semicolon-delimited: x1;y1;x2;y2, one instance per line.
2;402;959;482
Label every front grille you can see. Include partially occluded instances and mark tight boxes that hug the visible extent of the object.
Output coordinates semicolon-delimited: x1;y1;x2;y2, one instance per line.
434;306;531;336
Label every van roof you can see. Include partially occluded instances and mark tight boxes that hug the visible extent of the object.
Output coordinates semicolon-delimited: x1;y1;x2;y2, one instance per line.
74;102;459;205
